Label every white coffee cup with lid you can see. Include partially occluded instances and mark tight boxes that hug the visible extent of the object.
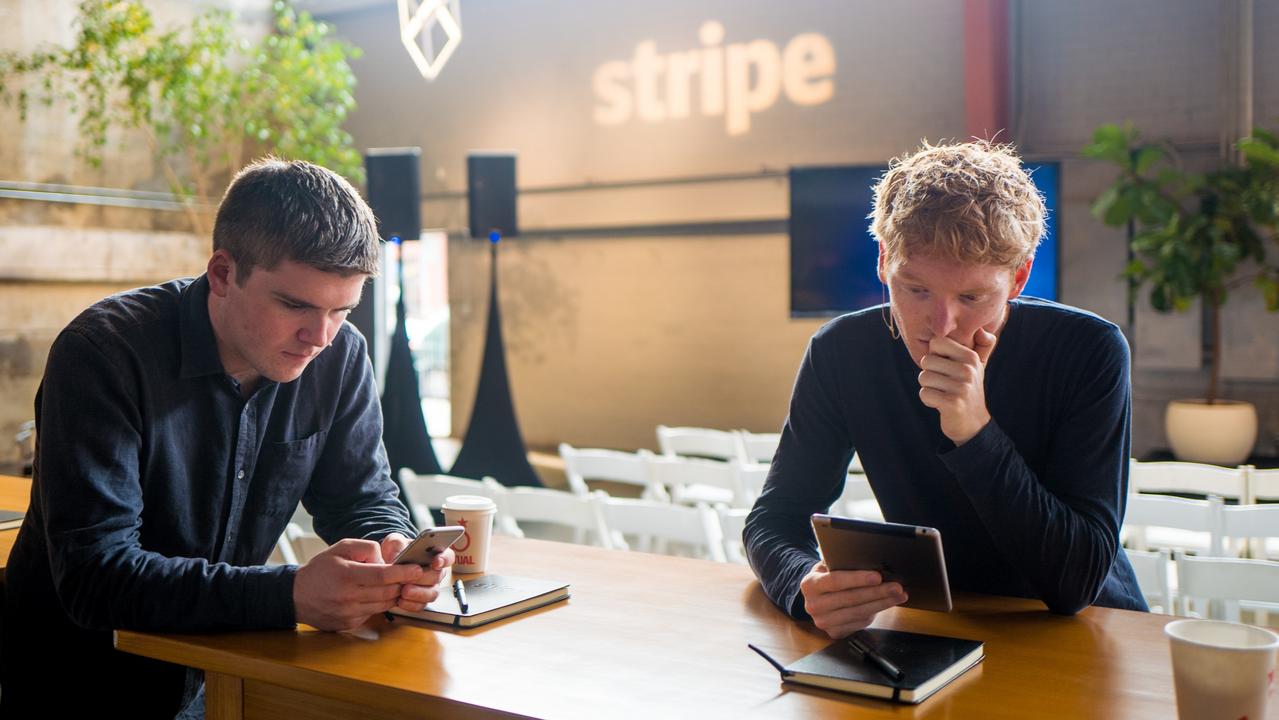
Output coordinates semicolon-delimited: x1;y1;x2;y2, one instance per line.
441;494;497;573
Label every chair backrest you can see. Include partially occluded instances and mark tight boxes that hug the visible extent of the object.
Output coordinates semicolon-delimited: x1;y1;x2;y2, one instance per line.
1220;503;1279;561
1220;503;1279;539
1128;460;1247;500
485;479;612;547
656;425;746;462
594;495;726;562
1175;551;1279;621
836;474;883;522
399;470;503;526
558;444;667;500
1123;548;1172;613
1122;493;1223;555
718;507;751;565
272;524;302;566
268;522;328;566
645;454;743;507
849;452;865;474
735;463;770;505
735;431;780;464
1245;466;1279;503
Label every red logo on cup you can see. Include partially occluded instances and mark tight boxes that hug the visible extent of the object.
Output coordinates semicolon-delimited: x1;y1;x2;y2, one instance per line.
454;517;471;552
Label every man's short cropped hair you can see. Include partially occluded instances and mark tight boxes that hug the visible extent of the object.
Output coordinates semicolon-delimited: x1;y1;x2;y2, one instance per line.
212;157;380;283
870;140;1046;273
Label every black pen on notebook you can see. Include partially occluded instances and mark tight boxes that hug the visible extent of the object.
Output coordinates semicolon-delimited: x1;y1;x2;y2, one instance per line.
849;633;904;682
453;579;468;613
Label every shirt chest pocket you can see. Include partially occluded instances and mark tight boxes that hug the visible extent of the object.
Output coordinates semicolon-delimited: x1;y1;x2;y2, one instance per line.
253;430;329;517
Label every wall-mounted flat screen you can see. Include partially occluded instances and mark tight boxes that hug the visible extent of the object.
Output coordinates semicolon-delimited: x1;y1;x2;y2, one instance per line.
789;162;1060;317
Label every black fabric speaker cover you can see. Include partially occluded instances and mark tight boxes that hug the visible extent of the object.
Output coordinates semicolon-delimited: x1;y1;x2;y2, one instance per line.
381;293;444;483
467;153;517;238
366;148;421;241
449;240;542;487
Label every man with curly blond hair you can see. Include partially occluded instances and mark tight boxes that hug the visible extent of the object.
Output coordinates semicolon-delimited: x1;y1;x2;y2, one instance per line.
746;141;1145;639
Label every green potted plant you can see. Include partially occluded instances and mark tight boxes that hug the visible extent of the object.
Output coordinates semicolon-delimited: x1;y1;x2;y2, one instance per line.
1083;122;1279;464
0;0;365;237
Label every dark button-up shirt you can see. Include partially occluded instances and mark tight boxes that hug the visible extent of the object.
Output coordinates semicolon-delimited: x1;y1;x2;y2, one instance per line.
2;275;415;716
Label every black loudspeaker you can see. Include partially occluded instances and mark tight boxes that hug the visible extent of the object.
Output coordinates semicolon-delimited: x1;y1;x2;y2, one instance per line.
366;148;421;241
467;152;517;238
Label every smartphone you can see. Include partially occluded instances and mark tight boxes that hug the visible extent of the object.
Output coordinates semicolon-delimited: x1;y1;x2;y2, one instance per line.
393;526;465;566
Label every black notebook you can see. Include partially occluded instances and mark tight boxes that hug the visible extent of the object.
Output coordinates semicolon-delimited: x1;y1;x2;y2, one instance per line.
767;628;983;704
389;575;569;629
0;510;23;531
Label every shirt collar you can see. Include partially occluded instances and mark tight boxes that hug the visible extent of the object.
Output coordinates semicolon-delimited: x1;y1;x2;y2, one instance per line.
179;274;227;379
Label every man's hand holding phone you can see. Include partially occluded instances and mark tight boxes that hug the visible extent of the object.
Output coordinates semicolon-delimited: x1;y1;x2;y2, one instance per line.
382;528;460;613
293;529;460;631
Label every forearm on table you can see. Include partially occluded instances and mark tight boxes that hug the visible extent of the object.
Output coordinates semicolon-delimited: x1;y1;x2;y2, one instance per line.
942;420;1123;614
52;541;298;632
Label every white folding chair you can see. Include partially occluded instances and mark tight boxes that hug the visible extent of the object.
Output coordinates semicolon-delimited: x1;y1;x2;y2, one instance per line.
735;431;780;465
1129;460;1248;500
1245;465;1279;503
645;454;744;508
1122;492;1223;556
484;479;612;547
1220;503;1279;561
1175;551;1279;622
849;452;865;474
836;473;883;521
558;444;668;501
269;521;327;566
399;470;504;528
656;425;747;462
594;494;726;562
270;524;302;565
735;463;770;506
718;507;751;565
1123;548;1172;614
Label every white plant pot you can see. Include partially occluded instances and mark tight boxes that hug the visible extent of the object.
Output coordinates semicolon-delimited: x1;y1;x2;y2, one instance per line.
1165;399;1258;466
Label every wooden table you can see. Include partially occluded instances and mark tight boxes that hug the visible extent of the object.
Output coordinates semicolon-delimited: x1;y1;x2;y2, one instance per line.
0;474;31;581
116;536;1210;720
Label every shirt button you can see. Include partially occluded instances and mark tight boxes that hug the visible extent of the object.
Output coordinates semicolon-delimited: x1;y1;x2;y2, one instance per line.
236;469;245;480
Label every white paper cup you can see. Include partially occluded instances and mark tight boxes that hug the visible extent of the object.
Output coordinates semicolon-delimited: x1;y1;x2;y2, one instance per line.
1165;619;1278;720
441;494;497;574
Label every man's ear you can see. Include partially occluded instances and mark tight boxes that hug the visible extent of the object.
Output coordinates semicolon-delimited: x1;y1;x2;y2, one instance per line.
207;249;236;297
1007;257;1034;300
877;245;887;285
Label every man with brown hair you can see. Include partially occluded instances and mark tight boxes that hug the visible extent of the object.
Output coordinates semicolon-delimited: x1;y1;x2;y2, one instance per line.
2;158;452;717
746;141;1146;640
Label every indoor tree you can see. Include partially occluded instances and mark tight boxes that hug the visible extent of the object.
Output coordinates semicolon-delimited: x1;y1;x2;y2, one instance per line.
1083;122;1279;404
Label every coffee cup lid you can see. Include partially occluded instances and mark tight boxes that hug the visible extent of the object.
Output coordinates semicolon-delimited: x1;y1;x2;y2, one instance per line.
441;494;497;512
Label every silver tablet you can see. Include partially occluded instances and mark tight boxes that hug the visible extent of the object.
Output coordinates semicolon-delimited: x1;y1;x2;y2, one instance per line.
811;513;953;612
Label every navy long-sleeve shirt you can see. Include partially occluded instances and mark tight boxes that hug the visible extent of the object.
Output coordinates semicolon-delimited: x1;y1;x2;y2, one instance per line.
745;299;1147;620
2;275;415;716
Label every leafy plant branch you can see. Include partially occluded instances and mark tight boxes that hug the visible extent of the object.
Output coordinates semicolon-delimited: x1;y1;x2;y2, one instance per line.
1083;122;1279;403
0;0;365;238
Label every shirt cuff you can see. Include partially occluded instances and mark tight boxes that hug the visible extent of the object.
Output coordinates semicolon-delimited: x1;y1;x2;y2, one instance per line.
245;564;300;628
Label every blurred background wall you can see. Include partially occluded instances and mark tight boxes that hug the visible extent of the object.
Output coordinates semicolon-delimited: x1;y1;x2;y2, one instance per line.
3;0;1277;466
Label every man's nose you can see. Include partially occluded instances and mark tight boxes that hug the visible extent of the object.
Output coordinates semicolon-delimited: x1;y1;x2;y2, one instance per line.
929;300;959;337
298;314;335;348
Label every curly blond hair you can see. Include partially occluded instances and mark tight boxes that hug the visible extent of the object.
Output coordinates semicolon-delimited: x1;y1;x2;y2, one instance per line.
870;140;1046;273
